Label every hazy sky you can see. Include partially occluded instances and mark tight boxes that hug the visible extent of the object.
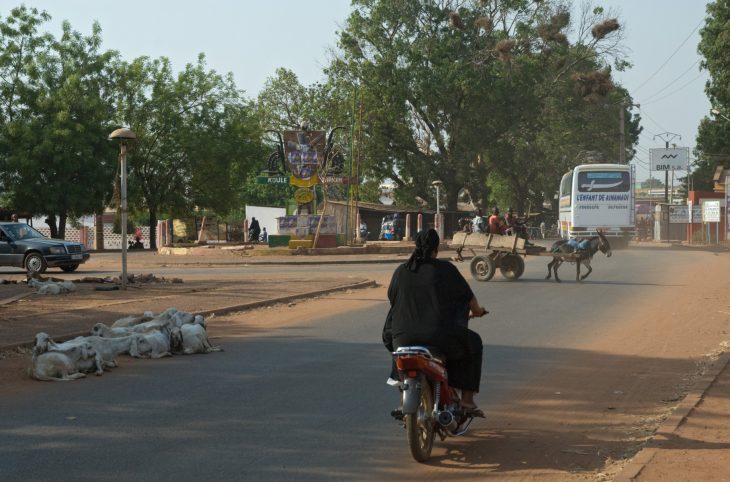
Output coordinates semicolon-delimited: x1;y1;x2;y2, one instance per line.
6;1;713;181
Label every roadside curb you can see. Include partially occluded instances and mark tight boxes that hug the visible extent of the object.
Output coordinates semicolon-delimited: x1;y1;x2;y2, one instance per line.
0;279;378;353
154;259;408;267
614;350;730;481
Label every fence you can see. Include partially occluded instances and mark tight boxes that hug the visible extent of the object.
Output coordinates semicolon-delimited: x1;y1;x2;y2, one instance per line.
34;225;151;250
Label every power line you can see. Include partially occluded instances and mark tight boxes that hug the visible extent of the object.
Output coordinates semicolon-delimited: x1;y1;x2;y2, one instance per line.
632;17;704;94
642;72;705;106
640;59;700;103
638;107;668;133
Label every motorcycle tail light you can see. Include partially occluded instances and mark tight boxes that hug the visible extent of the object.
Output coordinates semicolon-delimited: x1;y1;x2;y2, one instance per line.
407;370;418;378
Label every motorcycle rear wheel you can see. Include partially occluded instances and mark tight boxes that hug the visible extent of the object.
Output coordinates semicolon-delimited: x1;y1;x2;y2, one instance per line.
405;377;434;462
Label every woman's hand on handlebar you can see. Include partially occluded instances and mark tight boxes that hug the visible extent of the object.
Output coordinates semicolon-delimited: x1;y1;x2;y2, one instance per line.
469;307;488;318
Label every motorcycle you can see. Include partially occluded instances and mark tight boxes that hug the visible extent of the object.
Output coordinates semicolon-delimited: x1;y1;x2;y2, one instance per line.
390;346;484;462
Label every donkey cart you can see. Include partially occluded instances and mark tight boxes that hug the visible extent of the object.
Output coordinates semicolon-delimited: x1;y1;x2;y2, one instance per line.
451;232;567;282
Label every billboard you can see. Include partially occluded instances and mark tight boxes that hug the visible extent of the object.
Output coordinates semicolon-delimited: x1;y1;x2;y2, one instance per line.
670;205;702;223
649;147;689;171
702;200;721;223
282;130;326;187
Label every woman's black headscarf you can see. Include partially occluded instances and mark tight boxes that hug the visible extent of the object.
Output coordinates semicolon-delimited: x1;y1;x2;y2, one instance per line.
405;229;440;271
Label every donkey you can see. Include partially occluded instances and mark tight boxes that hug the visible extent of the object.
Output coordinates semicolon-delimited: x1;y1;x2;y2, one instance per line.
546;230;612;282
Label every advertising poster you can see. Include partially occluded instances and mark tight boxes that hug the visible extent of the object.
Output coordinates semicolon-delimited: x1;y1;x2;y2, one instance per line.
282;130;326;187
277;216;299;236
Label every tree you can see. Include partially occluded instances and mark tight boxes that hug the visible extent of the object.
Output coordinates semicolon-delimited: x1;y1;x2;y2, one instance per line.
327;0;638;216
0;13;117;237
694;0;730;191
115;54;264;249
641;178;665;189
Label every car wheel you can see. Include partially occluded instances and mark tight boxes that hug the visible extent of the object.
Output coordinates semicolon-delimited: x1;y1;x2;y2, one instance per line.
24;252;47;275
60;264;79;273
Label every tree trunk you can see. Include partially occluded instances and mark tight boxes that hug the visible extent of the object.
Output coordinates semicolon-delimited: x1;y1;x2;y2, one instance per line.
95;214;105;250
46;215;58;239
148;208;158;250
446;184;460;212
58;212;67;240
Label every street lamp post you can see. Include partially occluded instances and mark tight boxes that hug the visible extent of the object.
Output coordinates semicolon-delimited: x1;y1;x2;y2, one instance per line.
432;180;444;239
109;128;136;290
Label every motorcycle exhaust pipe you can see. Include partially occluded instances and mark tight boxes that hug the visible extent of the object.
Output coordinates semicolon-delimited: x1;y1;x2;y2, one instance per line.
437;410;459;432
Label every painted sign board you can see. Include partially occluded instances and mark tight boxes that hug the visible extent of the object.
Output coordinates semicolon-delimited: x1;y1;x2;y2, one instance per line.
282;130;326;182
702;200;721;223
256;176;290;185
649;147;689;171
670;204;702;223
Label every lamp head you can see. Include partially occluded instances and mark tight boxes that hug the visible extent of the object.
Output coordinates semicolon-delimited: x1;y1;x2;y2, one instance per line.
711;108;721;115
109;128;137;141
431;180;444;187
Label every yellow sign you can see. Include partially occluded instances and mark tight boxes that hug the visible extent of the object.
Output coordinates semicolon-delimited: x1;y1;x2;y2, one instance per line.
290;175;319;188
294;188;314;204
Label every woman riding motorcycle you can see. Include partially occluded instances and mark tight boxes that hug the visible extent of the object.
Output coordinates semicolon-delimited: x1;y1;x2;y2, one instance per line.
382;229;487;409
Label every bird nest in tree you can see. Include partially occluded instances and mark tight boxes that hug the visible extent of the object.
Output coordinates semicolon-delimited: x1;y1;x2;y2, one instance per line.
495;39;516;62
449;12;464;30
591;18;620;40
537;11;570;45
474;16;493;34
571;69;614;101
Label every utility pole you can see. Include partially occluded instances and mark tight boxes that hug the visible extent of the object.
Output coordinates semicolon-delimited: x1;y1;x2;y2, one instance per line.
653;132;681;203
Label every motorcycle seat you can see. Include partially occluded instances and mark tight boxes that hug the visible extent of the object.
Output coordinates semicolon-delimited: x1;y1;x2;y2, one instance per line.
394;345;446;363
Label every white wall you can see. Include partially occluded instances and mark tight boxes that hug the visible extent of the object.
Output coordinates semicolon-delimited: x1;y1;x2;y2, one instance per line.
246;206;287;236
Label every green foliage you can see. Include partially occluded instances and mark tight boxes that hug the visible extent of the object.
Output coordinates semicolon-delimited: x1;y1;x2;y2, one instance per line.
641;178;665;189
115;54;265;248
0;10;117;237
695;0;730;191
326;0;637;216
239;173;295;208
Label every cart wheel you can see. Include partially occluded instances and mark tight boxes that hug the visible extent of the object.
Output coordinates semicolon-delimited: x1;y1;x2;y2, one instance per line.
470;255;496;282
499;254;525;280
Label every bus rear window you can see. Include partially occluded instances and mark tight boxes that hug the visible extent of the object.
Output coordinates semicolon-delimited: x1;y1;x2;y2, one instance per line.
577;171;630;192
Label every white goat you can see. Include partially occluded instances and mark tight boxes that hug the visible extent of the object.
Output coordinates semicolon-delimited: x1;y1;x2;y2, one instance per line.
33;332;103;375
110;311;155;328
129;328;172;359
91;323;134;338
30;345;90;382
171;318;221;355
28;279;77;295
34;332;137;374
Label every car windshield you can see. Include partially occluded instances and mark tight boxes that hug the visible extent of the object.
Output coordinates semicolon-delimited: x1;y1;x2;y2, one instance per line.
2;223;45;241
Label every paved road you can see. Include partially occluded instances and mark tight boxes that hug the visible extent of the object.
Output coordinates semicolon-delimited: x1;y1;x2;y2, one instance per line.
0;247;690;481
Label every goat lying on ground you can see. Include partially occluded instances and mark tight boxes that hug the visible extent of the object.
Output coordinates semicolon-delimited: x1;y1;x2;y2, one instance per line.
34;332;141;374
30;344;92;381
28;278;77;295
130;327;172;359
91;323;134;338
171;318;221;355
111;311;155;328
31;309;218;381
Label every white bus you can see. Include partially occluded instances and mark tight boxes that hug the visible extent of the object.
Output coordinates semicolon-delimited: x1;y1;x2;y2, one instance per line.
558;163;635;244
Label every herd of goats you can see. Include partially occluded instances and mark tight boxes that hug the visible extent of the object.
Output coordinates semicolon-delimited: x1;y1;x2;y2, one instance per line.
30;308;221;381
